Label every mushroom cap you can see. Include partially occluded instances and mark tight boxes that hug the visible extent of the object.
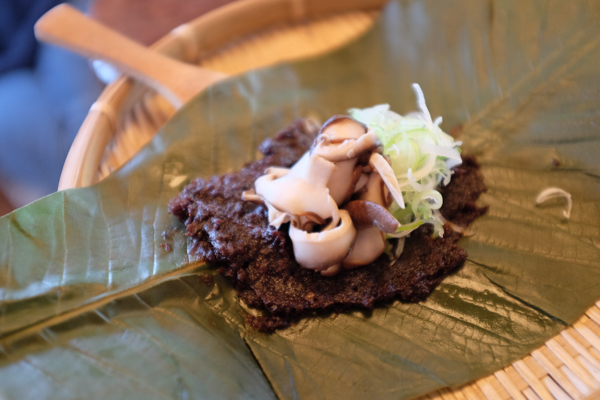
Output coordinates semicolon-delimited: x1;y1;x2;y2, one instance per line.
345;200;400;233
319;115;367;141
289;210;356;271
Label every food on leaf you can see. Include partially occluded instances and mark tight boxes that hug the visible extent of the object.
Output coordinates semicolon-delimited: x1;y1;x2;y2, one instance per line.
169;87;487;330
242;84;469;276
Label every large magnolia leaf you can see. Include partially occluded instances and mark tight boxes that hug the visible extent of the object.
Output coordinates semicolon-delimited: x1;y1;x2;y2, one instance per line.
2;1;600;398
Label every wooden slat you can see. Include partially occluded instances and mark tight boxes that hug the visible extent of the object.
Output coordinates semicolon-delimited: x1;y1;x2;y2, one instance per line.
513;360;554;400
452;387;470;400
539;344;566;369
523;388;542;400
532;349;584;399
562;364;593;396
581;316;600;341
506;365;533;393
578;356;600;383
543;376;571;400
590;348;600;366
547;339;599;391
477;377;509;400
557;333;587;359
523;355;548;381
575;321;600;355
587;387;600;400
439;388;459;400
495;369;527;400
563;331;600;374
566;327;598;355
462;383;487;400
586;308;600;327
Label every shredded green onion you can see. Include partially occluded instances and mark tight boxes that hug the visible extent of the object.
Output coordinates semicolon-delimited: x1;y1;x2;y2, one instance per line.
349;83;462;237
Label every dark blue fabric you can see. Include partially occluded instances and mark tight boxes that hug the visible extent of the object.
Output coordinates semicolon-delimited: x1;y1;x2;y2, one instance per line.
0;0;104;200
0;46;104;193
0;0;62;73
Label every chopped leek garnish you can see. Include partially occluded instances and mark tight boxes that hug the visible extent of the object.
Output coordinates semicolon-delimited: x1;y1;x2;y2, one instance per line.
535;187;572;220
350;84;462;237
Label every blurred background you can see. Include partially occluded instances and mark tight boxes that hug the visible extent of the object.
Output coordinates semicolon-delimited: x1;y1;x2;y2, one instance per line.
0;0;234;216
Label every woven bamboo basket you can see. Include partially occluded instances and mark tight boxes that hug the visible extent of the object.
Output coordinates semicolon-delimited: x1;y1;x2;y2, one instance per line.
60;0;600;398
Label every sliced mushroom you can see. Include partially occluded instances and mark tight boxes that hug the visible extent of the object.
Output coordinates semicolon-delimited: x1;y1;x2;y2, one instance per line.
322;133;382;204
270;211;298;228
254;154;338;221
242;190;262;202
335;165;365;205
286;152;333;186
266;202;277;221
346;129;382;159
266;202;285;227
342;227;386;269
353;173;369;194
268;208;326;231
360;173;385;204
344;200;399;233
313;129;381;162
369;152;404;209
342;167;399;268
298;211;327;226
326;159;358;205
289;210;356;271
312;118;382;204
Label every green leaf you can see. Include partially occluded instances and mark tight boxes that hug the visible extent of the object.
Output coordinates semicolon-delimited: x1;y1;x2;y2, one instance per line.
2;1;600;398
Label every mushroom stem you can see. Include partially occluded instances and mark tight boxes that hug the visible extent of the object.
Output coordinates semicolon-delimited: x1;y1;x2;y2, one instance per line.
343;227;386;269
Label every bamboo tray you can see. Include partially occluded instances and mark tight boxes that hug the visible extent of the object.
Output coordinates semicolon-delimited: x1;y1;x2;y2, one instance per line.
60;0;600;398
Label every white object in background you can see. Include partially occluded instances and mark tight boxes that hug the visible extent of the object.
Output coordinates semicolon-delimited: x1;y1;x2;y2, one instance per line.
535;187;572;220
91;59;120;84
